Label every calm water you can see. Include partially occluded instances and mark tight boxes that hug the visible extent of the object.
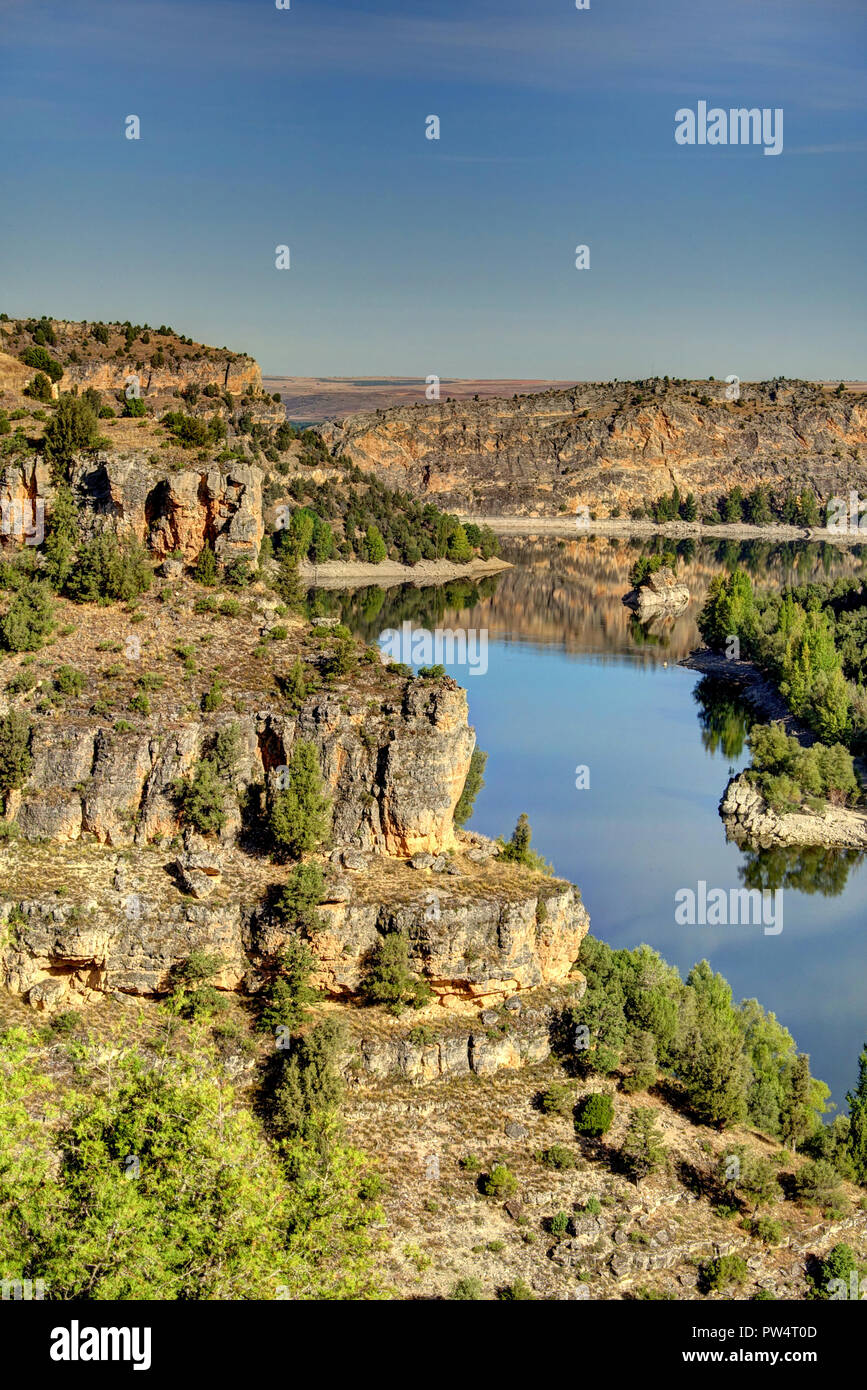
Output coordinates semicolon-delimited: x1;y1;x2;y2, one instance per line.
324;536;867;1109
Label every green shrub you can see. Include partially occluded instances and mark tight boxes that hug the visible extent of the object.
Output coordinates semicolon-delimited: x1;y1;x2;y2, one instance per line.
321;626;356;679
497;1277;534;1300
793;1159;844;1209
454;747;487;828
574;1092;614;1138
619;1108;666;1183
363;525;387;564
257;937;320;1035
65;533;151;605
0;711;32;802
274;863;325;933
809;1243;861;1299
358;1172;384;1201
267;1018;344;1150
43;394;100;472
201;677;226;712
481;1163;519;1200
5;667;36;695
539;1081;575;1117
753;1216;783;1245
578;1196;602;1215
26;372;53;402
20;344;63;381
537;1144;576;1171
269;740;331;857
165;950;227;1020
450;1277;484;1300
498;812;552;873
279;659;309;710
224;558;252;589
0;581;55;652
173;758;228;835
700;1254;749;1293
360;932;431;1015
54;665;85;697
194;545;218;586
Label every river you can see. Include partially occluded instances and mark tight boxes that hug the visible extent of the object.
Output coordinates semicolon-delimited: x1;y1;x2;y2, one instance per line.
319;534;867;1109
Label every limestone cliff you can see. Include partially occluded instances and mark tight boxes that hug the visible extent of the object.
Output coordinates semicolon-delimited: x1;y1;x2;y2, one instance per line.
0;584;588;1028
320;379;867;516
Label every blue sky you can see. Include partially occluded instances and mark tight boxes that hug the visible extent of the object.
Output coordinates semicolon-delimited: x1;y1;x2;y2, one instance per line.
1;0;864;378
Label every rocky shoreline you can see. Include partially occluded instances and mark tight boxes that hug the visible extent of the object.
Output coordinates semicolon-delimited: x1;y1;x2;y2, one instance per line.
472;515;867;546
681;647;867;850
298;554;511;589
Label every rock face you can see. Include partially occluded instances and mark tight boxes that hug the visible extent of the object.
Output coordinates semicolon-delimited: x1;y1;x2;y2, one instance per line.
320;380;867;517
337;985;584;1083
5;685;473;859
720;773;867;850
258;880;590;1008
1;839;589;1025
74;454;266;563
623;566;690;619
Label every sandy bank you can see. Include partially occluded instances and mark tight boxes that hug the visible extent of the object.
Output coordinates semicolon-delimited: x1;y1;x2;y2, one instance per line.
298;555;511;590
469;516;866;546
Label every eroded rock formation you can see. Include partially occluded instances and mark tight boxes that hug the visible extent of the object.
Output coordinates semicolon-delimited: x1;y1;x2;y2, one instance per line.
320;380;867;516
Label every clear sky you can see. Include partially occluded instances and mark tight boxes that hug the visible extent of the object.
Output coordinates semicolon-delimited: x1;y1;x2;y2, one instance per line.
1;0;864;379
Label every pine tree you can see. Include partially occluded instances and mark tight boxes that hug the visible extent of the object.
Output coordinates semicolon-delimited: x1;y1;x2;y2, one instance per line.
42;485;80;592
620;1108;665;1183
846;1043;867;1183
454;748;487;827
363;525;387;564
269;739;331;858
194;543;218;587
677;962;749;1128
781;1053;814;1150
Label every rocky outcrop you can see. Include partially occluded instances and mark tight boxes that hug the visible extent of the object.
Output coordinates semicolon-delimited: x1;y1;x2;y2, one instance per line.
255;878;589;1007
622;566;689;620
721;773;867;850
1;841;589;1021
5;683;473;858
337;986;584;1083
320;380;867;517
71;453;266;562
64;355;260;399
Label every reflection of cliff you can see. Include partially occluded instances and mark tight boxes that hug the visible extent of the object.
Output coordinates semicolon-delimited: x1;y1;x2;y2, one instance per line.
328;537;866;666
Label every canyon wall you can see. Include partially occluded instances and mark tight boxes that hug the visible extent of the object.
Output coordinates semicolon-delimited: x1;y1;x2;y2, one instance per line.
320;381;867;516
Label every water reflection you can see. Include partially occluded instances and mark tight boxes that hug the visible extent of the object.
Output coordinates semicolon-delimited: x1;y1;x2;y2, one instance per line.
311;535;866;664
739;844;865;897
693;676;752;760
